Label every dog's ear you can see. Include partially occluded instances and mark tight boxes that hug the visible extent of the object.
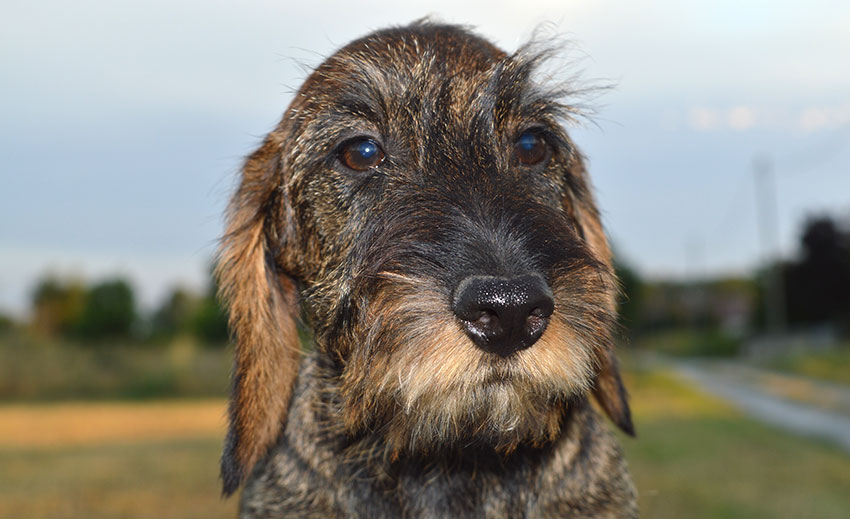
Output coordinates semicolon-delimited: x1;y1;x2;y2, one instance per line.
591;349;635;436
217;135;302;495
564;155;635;437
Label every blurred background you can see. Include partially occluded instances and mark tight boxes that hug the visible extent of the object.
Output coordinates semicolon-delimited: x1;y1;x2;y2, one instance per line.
2;1;849;517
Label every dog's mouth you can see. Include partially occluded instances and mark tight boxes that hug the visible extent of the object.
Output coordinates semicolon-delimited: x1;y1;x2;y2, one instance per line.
476;355;531;385
480;369;513;386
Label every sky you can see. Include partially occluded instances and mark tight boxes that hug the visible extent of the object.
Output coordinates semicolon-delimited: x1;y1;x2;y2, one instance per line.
2;0;850;316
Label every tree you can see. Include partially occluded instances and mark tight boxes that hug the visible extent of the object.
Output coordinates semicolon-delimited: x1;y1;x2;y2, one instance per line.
74;278;137;340
150;287;199;339
150;266;230;345
0;312;15;334
783;215;850;329
30;276;86;337
614;259;644;337
191;266;229;344
192;295;229;344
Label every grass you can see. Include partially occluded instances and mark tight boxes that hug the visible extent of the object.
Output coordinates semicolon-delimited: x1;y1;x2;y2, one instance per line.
761;346;850;386
0;400;226;448
1;352;849;518
622;366;850;519
0;401;236;519
1;439;237;519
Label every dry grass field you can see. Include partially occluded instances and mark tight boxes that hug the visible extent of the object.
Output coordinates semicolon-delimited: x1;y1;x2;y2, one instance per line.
0;400;236;519
1;370;849;518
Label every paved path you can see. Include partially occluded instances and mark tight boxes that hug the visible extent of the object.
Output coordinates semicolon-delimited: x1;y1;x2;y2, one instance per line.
672;361;850;453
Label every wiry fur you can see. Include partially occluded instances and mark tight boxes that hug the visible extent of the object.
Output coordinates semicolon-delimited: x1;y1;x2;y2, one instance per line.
217;21;637;518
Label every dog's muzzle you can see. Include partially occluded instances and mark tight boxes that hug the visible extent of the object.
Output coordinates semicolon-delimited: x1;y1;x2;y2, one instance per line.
452;274;554;357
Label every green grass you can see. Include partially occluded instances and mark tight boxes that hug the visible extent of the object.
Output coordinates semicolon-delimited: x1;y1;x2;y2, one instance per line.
761;347;850;386
625;418;850;519
622;367;850;518
1;342;849;518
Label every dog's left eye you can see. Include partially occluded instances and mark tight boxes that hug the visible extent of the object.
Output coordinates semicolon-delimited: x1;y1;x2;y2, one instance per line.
514;131;549;166
339;138;385;171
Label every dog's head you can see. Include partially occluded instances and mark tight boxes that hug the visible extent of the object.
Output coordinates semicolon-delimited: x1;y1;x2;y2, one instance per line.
218;21;632;495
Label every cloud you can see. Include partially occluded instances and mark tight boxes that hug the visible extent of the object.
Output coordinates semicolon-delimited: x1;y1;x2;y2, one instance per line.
688;107;720;130
798;104;850;132
687;106;755;131
727;106;756;131
687;103;850;133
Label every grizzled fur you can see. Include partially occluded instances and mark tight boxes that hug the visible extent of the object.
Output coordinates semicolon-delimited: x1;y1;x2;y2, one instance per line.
217;21;637;519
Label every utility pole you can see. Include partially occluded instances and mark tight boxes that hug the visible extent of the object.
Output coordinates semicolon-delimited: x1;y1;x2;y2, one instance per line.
753;155;786;336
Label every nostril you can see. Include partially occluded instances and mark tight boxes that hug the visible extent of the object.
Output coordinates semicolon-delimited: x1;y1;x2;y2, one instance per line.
529;306;550;319
464;309;502;342
525;312;549;340
473;309;497;328
527;311;545;327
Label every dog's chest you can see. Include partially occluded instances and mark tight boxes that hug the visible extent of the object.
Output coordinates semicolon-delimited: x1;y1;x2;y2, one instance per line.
242;451;537;519
344;458;534;519
237;358;636;519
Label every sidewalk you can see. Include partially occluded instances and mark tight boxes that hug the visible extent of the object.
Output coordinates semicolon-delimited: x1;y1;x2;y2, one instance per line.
670;359;850;452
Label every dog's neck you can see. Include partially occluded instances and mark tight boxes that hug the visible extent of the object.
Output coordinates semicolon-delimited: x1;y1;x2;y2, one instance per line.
241;352;636;518
286;351;588;471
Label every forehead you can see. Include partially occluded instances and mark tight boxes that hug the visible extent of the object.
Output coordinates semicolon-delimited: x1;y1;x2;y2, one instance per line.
285;24;572;146
333;24;506;72
295;25;511;117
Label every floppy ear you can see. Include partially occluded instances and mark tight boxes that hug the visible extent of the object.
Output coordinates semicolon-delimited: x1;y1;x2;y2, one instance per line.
217;136;302;495
591;349;635;436
565;155;635;437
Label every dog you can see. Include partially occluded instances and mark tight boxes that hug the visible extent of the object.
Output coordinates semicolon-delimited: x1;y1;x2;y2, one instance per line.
217;21;637;518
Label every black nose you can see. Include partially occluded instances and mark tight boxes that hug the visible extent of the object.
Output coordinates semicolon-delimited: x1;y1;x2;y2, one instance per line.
452;274;554;357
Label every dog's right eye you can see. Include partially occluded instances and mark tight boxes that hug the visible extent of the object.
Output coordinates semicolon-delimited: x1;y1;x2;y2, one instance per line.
338;138;385;171
514;130;549;166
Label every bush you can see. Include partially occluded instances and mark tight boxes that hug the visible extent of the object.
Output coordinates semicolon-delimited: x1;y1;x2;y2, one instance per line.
0;331;231;401
638;328;741;358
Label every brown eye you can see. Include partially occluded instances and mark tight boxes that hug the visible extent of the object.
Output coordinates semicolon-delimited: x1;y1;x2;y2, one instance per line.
339;138;385;171
514;131;548;166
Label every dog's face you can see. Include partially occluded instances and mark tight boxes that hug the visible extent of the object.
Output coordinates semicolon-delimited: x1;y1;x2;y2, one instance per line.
218;23;632;494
